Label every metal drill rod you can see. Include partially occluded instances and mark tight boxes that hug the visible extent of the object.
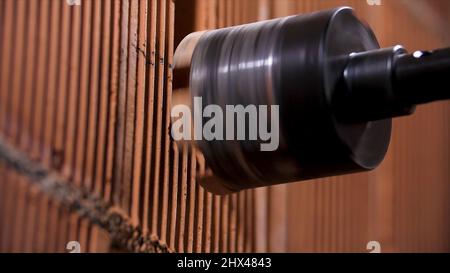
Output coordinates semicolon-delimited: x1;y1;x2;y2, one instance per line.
395;47;450;105
336;46;450;122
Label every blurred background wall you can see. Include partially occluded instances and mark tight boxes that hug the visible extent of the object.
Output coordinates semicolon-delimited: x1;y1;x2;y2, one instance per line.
0;0;449;253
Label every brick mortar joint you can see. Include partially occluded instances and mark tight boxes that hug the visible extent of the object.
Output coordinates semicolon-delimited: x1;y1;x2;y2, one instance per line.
0;136;172;253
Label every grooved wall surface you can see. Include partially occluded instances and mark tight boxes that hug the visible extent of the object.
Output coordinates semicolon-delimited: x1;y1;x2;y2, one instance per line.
0;0;449;253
